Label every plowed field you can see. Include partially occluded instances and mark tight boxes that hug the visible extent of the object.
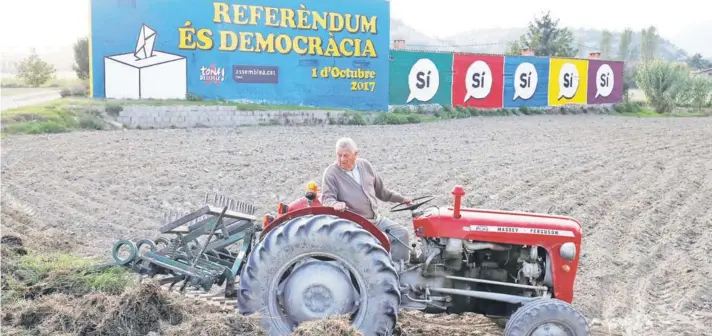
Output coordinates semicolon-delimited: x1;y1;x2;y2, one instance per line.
2;115;711;335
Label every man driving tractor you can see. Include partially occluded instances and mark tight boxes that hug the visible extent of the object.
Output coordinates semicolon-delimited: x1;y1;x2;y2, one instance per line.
320;137;412;263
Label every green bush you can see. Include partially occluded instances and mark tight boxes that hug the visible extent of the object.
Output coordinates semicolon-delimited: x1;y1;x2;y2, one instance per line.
613;101;644;113
405;114;422;123
59;83;89;97
466;107;480;116
186;92;203;101
635;60;693;113
678;76;712;111
105;104;123;116
373;113;422;125
346;113;366;125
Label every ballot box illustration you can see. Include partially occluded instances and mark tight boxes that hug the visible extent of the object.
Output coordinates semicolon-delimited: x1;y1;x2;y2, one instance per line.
104;24;187;99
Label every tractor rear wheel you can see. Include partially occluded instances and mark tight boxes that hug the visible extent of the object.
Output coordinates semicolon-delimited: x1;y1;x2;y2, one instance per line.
236;214;401;336
504;298;590;336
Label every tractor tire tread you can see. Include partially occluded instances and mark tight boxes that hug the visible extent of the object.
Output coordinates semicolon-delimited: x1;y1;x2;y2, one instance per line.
504;298;590;336
237;214;400;336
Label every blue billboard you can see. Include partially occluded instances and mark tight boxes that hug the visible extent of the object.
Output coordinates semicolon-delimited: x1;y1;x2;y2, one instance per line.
502;56;550;108
89;0;390;111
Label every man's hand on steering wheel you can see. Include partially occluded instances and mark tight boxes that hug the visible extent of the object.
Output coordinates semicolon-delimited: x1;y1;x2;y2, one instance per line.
390;196;434;212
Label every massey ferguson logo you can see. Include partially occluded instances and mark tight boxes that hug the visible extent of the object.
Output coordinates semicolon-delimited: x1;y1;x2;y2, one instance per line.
200;63;225;85
463;225;575;237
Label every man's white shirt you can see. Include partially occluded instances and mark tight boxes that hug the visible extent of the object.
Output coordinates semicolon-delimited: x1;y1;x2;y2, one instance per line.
345;165;361;185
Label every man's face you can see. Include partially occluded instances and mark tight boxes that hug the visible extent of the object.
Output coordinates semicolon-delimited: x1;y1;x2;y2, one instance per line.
337;148;358;170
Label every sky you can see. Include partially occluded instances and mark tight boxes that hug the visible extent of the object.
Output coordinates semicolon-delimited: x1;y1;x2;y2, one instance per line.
390;0;708;38
0;0;708;51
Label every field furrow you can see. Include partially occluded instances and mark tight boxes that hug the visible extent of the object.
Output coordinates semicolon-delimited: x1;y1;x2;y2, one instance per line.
2;115;711;335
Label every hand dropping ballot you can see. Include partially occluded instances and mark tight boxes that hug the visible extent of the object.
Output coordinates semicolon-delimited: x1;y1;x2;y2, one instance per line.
104;24;187;99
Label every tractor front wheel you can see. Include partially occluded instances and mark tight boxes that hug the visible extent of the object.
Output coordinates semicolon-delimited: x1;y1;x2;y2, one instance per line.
236;214;401;336
504;298;591;336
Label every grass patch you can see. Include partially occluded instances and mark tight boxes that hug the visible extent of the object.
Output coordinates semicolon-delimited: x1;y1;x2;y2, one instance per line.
611;101;711;117
372;112;423;125
1;98;110;134
1;236;134;304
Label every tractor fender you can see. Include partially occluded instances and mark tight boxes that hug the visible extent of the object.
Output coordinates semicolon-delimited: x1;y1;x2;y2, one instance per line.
260;206;391;252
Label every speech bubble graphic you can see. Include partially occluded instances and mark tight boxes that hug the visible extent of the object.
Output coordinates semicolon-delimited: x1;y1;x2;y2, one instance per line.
513;62;538;101
557;62;579;100
407;58;440;103
464;60;492;101
595;64;614;98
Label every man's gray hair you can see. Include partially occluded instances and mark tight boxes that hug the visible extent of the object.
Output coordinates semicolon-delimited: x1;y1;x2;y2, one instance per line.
335;137;358;152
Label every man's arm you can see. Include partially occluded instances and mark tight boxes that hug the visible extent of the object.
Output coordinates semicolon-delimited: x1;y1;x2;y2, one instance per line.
365;160;406;204
320;166;339;207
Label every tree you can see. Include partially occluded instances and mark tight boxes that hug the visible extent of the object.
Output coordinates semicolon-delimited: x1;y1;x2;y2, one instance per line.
517;11;578;57
505;35;530;55
677;75;712;111
600;30;613;59
617;28;633;61
635;59;688;113
73;37;90;80
687;53;712;70
640;26;659;62
15;53;56;87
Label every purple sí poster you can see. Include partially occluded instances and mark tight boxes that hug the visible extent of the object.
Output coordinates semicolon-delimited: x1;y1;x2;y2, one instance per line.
587;60;624;104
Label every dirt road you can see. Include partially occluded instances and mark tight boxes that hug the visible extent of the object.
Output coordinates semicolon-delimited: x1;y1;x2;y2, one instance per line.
2;115;711;335
0;88;61;111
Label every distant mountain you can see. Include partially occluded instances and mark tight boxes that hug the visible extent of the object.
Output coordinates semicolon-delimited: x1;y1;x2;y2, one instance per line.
391;19;693;62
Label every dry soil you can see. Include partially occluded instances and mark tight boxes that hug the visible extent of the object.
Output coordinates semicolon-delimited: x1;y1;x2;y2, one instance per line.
2;115;711;336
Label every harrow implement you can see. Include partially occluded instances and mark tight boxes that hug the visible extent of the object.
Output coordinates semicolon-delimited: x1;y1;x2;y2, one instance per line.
109;193;260;297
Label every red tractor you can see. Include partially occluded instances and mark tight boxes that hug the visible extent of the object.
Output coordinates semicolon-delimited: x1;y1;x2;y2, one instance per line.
236;182;591;336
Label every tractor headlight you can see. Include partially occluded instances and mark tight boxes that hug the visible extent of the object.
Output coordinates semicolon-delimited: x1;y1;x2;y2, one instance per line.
559;242;576;261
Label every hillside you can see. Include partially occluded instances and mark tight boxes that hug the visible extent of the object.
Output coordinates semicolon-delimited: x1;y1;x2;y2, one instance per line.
404;24;690;61
407;25;691;62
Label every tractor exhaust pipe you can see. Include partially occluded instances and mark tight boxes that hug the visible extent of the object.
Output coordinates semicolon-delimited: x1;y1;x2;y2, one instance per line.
427;287;539;305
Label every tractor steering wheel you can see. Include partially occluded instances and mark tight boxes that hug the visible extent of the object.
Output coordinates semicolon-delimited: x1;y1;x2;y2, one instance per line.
390;196;435;212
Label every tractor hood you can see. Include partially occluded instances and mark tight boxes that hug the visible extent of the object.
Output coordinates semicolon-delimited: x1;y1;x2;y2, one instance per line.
414;206;583;244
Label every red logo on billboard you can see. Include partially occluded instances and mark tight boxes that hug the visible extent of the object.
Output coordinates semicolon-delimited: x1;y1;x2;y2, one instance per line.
200;63;225;85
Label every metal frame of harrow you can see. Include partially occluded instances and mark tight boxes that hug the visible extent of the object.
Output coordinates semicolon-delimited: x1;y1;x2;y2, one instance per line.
111;194;259;298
